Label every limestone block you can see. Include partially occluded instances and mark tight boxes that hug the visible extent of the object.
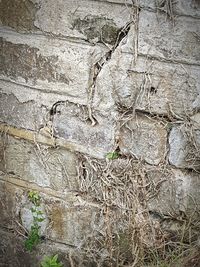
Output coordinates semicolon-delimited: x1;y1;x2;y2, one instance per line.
0;32;107;105
0;179;100;249
119;115;167;165
92;24;138;114
34;0;131;44
174;0;200;17
52;102;116;157
138;10;200;64
0;92;46;131
0;135;78;190
147;168;200;215
0;0;38;31
93;48;199;117
46;201;99;247
169;123;200;170
140;0;200;17
132;57;200;117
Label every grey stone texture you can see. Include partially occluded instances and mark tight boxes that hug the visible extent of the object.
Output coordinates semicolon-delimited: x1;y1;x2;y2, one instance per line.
0;0;200;265
169;124;200;170
119;115;167;165
138;10;200;65
0;135;78;190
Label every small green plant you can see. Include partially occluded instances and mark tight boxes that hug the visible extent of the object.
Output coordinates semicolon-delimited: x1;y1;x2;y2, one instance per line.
28;190;41;206
41;255;63;267
106;151;119;160
25;190;45;252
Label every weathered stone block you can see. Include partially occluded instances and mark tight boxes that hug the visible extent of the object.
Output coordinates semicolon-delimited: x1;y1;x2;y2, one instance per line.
138;10;200;64
46;202;99;247
0;32;107;105
0;92;46;131
169;122;200;170
34;0;131;44
52;102;116;157
174;0;200;17
140;0;200;17
0;0;131;44
0;0;38;31
0;135;78;190
147;168;200;215
93;49;199;117
119;115;167;165
0;179;100;250
132;57;200;117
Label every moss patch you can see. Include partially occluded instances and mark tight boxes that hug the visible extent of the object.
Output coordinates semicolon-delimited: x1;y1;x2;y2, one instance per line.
72;16;120;45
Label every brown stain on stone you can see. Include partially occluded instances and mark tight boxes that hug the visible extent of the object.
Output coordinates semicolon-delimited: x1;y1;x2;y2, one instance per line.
50;205;64;239
0;39;69;84
0;0;38;31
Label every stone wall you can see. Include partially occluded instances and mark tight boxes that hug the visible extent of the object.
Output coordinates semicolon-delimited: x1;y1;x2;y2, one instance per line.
0;0;200;266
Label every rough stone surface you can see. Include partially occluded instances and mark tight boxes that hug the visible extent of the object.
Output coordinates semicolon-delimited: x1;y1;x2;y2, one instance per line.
0;178;100;250
140;0;200;17
53;102;116;156
46;201;100;247
148;168;200;215
138;10;200;64
119;115;167;165
133;57;200;116
169;124;200;170
0;92;46;130
0;135;78;190
0;0;38;31
34;0;132;44
93;52;200;117
0;0;200;265
0;32;107;105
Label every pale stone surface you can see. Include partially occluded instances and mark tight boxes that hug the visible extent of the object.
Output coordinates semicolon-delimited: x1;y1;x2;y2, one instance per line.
92;26;137;114
0;30;107;106
175;0;200;17
133;57;200;116
53;102;116;156
140;0;200;17
169;124;200;170
20;204;48;235
34;0;132;44
0;0;200;264
0;135;78;190
93;50;199;117
119;115;167;165
46;201;99;247
0;92;46;131
148;168;200;215
138;10;200;64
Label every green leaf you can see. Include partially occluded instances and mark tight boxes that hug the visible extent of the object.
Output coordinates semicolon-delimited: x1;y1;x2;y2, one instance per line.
37;217;45;222
40;255;63;267
106;151;119;160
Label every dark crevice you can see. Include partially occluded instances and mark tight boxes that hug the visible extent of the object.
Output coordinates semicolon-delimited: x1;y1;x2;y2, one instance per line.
49;101;66;116
91;22;132;88
135;108;185;123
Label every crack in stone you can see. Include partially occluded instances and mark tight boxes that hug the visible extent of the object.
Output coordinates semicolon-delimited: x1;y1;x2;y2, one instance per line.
87;22;133;125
